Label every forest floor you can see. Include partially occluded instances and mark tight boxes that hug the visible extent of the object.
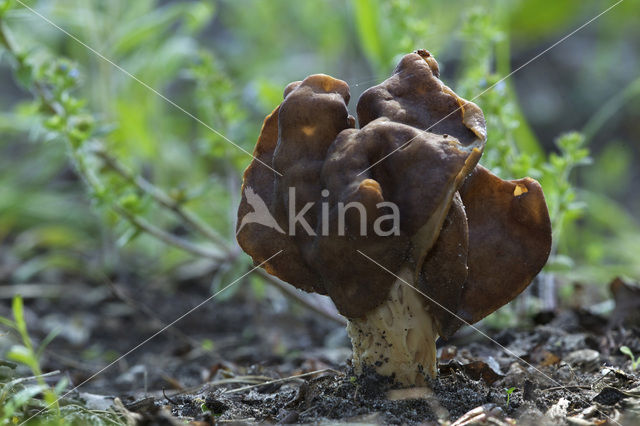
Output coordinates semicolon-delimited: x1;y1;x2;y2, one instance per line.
1;274;640;425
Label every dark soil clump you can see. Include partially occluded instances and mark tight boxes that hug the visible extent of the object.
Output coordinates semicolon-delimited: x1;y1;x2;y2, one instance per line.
3;275;640;424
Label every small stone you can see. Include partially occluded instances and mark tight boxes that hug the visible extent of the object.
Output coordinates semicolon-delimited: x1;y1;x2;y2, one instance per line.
545;397;569;421
279;410;299;424
563;349;600;370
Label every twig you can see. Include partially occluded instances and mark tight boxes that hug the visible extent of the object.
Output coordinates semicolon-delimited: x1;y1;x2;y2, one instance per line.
0;19;16;52
542;385;592;392
152;375;275;400
162;388;180;405
94;148;233;250
208;376;274;386
0;20;57;114
222;368;340;394
5;370;61;388
113;205;225;261
257;269;347;326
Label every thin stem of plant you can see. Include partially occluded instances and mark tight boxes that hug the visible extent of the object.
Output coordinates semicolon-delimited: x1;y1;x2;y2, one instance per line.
583;75;640;144
222;368;340;394
112;205;226;261
94;148;232;250
256;269;347;326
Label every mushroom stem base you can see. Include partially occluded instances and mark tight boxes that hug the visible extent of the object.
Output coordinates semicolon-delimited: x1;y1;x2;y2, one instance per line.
346;267;439;387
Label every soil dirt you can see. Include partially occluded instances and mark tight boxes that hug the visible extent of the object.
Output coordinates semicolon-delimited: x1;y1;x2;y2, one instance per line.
1;274;640;425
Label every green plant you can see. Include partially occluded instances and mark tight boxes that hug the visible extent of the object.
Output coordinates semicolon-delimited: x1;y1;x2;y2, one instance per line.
2;0;243;262
1;296;127;425
0;365;58;425
505;386;516;408
0;0;230;281
0;1;344;326
0;296;67;418
620;346;640;371
201;338;215;353
454;7;592;267
0;3;237;273
0;295;65;423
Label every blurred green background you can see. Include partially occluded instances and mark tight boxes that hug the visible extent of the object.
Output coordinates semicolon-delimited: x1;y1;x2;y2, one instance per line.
0;0;639;309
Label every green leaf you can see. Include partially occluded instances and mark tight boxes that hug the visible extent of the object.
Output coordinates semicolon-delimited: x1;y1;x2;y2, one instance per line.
0;360;18;369
112;3;199;55
0;315;15;329
54;377;69;394
116;226;142;248
0;0;15;17
11;295;27;337
2;384;48;418
118;193;142;213
15;63;34;89
36;328;61;360
353;0;389;71
7;345;36;370
44;115;65;132
201;339;214;352
620;346;634;359
185;2;215;32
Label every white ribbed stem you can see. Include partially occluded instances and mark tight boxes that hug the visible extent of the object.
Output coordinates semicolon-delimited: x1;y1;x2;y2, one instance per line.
347;266;438;386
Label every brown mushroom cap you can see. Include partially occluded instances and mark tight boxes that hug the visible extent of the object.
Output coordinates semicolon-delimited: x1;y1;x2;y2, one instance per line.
237;50;551;329
236;105;321;293
313;51;485;317
357;50;486;142
455;165;552;325
237;73;355;295
418;192;469;338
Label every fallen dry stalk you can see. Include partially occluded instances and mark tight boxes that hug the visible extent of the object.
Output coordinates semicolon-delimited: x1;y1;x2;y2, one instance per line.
221;368;340;394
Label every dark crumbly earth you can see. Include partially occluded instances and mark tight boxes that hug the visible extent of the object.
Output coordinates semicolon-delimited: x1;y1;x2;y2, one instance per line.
1;274;640;425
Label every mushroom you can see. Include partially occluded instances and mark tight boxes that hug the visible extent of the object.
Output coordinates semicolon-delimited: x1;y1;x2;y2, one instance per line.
237;50;552;387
